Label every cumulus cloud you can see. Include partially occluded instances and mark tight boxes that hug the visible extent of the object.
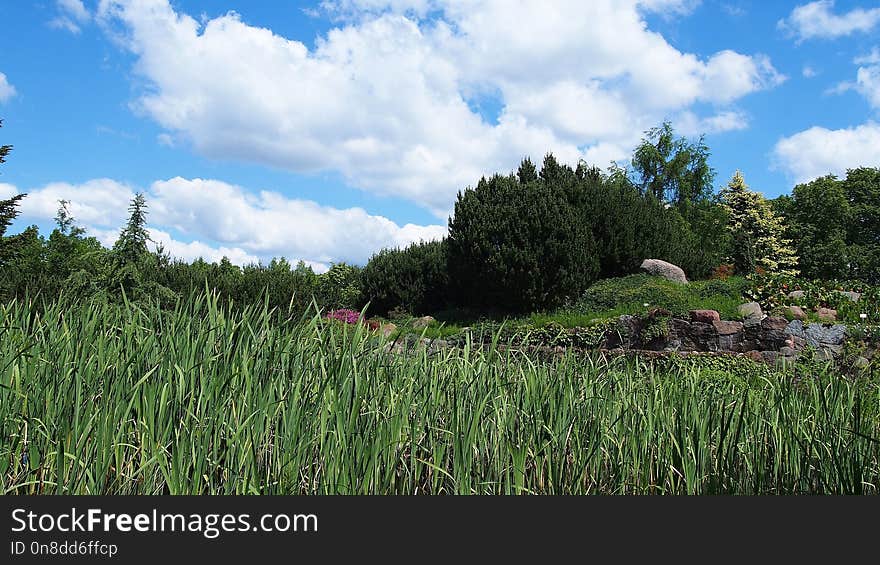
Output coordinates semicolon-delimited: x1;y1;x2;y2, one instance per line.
772;122;880;184
855;65;880;109
802;65;818;78
778;1;880;41
827;49;880;110
95;0;781;215
0;72;16;103
4;176;445;268
855;47;880;65
676;110;749;136
50;0;92;34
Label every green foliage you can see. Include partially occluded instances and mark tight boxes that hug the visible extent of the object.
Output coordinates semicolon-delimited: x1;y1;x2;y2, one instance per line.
720;171;798;276
582;170;715;279
629;121;715;205
2;295;878;494
318;262;362;310
447;155;600;313
0;121;28;270
570;274;745;320
0;119;10;168
781;168;880;284
361;239;449;316
784;175;849;280
745;272;880;324
112;193;150;268
843;168;880;283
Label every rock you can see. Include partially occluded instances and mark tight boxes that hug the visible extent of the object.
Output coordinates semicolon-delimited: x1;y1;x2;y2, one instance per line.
787;320;847;348
785;320;806;339
738;302;764;326
838;290;861;303
379;322;397;338
412;315;436;329
761;351;779;365
816;308;837;322
713;320;744;336
689;322;719;352
760;316;790;349
854;356;870;370
745;350;763;363
713;320;743;352
640;259;688;284
690;309;720;323
779;346;798;358
787;305;807;321
762;316;789;332
787;290;806;300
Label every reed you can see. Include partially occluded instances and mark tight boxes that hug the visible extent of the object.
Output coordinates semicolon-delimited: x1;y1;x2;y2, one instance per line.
1;293;877;494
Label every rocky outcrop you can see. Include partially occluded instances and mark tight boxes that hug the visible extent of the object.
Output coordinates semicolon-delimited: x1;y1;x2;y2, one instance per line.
599;313;853;365
640;259;688;284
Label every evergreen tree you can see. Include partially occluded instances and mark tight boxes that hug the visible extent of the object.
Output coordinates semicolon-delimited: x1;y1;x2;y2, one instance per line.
0;119;11;168
361;239;449;316
447;157;599;313
0;119;27;268
113;193;150;266
719;171;798;275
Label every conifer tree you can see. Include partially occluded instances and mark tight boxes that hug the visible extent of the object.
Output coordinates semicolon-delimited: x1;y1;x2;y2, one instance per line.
720;171;798;275
0;119;27;267
113;193;150;266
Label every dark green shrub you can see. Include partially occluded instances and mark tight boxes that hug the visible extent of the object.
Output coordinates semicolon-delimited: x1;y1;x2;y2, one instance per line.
361;239;449;316
447;156;600;313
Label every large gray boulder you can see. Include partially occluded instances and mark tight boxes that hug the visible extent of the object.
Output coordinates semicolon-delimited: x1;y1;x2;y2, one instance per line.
640;259;688;284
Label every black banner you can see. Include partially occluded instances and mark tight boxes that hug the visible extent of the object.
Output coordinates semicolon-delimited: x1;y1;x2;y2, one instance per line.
0;496;875;563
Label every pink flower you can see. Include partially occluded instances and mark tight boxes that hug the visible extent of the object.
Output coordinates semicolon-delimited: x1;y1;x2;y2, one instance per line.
324;309;362;324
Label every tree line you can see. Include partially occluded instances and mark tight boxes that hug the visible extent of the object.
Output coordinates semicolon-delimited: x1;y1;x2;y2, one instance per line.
1;118;878;317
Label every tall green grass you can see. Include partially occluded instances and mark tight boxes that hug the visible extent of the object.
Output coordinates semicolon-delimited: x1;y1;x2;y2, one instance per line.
1;293;878;494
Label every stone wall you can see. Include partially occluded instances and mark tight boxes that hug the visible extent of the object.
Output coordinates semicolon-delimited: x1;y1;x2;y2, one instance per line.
601;308;866;365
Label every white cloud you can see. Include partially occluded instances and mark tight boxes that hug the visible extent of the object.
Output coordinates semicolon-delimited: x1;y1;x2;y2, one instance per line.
5;176;446;267
147;177;446;264
778;1;880;41
855;65;880;109
802;65;818;78
0;73;16;103
50;0;92;34
855;47;880;66
772;122;880;184
146;228;263;267
156;133;174;147
0;183;17;199
96;0;781;215
16;179;136;228
676;110;749;136
721;3;746;17
827;49;880;110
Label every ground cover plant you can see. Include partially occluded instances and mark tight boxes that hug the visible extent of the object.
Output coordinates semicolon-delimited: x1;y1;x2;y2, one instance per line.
1;294;877;495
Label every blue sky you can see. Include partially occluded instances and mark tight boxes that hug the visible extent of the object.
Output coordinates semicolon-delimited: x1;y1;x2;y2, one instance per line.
1;0;879;270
